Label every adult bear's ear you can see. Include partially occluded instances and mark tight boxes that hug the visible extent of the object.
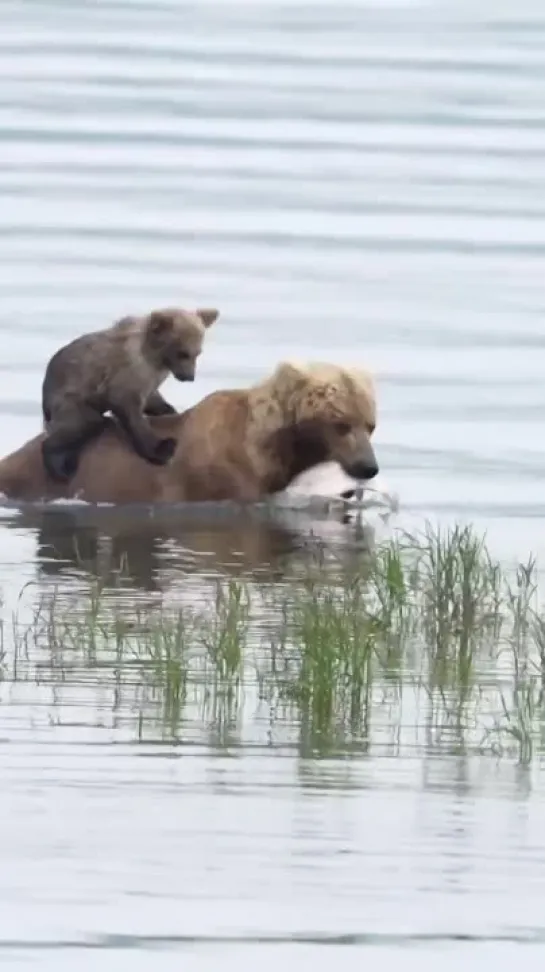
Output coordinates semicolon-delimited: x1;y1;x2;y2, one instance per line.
272;361;307;396
149;310;174;336
196;308;220;328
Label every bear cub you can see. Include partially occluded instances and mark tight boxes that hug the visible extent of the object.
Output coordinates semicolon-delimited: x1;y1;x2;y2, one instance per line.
41;306;219;481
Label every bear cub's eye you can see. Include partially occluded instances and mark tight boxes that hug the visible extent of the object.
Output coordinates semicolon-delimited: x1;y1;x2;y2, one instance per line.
333;421;352;436
177;351;191;362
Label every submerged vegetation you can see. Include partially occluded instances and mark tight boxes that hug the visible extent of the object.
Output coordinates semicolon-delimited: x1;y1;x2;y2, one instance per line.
5;523;545;763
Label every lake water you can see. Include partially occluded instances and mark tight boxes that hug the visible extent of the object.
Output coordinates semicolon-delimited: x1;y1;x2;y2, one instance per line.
2;0;545;968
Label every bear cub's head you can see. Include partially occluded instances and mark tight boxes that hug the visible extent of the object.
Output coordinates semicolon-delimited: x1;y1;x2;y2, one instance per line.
145;307;219;381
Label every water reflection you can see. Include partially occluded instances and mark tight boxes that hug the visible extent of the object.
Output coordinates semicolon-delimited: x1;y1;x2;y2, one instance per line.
1;501;381;591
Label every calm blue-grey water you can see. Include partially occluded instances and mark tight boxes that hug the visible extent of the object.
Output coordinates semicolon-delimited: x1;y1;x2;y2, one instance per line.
2;1;545;968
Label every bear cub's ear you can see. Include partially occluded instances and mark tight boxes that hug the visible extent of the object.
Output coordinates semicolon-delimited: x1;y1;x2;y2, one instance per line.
196;308;220;329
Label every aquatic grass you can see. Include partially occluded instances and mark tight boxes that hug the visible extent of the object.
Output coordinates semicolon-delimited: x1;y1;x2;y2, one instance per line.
280;577;377;742
271;525;545;759
198;579;249;682
195;579;249;736
5;521;545;760
260;524;508;746
405;524;503;683
18;577;250;740
530;609;545;694
131;608;193;738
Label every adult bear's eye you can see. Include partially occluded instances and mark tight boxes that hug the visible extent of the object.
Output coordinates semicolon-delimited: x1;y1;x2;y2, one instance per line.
333;421;351;436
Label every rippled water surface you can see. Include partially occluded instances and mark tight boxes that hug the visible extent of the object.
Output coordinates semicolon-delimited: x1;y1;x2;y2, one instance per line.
2;0;545;967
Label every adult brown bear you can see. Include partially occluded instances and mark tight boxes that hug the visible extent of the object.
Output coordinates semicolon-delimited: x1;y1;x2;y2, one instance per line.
0;361;379;505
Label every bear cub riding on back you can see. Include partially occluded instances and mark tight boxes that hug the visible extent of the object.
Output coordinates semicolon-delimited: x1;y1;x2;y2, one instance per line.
41;306;219;481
